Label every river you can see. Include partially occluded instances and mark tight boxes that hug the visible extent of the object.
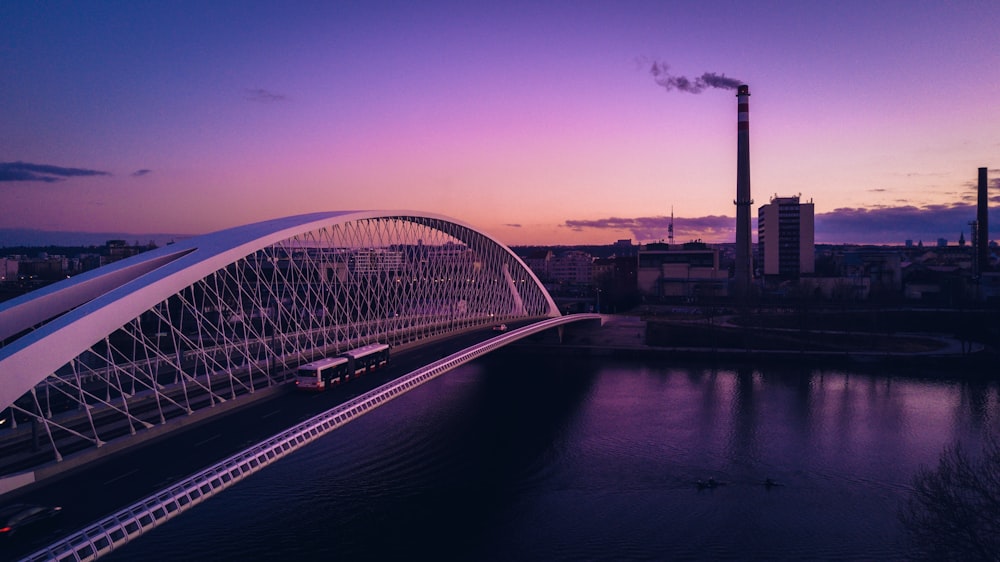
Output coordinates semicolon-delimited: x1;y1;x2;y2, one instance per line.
105;352;998;560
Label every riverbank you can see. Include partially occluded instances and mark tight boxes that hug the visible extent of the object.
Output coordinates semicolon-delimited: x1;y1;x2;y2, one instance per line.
510;314;998;373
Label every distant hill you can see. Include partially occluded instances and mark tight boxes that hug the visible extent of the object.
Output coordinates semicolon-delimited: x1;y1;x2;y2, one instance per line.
511;245;632;259
0;228;192;248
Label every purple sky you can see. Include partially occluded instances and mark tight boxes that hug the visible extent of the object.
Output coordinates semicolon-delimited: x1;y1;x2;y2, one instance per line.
1;1;998;247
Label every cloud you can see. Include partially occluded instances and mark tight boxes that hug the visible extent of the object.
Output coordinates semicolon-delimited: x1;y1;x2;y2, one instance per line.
132;169;152;177
504;223;522;228
565;202;999;245
245;88;287;103
815;204;993;243
868;188;888;193
564;215;736;242
0;161;111;183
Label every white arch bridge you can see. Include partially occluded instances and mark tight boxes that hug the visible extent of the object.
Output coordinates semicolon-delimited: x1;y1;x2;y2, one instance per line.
0;211;591;479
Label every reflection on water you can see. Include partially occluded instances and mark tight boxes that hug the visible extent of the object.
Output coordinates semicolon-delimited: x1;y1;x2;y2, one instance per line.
109;354;998;561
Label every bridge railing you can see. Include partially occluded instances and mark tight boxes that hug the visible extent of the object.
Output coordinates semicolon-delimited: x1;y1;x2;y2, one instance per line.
20;314;600;562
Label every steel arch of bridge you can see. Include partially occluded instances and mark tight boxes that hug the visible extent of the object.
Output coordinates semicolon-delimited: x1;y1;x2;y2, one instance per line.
0;211;558;467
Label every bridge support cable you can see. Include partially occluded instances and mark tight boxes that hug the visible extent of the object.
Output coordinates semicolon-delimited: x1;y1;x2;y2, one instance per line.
18;314;597;562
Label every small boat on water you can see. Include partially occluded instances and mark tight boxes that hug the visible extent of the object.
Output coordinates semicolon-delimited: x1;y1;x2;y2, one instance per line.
695;478;726;489
693;477;782;489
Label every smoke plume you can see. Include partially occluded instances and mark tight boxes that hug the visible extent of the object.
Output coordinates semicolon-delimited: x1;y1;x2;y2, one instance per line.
648;60;741;93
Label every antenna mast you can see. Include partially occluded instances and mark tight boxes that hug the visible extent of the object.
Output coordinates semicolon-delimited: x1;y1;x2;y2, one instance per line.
668;206;674;245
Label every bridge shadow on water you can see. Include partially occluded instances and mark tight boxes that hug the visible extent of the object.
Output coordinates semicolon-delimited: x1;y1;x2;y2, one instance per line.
358;352;600;560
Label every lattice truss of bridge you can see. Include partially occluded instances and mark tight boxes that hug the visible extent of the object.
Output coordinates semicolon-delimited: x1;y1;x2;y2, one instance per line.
0;211;558;472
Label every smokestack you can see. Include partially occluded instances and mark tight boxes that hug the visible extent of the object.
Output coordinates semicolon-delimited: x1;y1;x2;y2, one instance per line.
734;84;753;296
978;167;989;274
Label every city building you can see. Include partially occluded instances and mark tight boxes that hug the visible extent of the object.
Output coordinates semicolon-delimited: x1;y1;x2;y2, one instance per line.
0;257;18;282
758;195;815;279
612;239;636;257
637;242;727;301
350;248;405;274
548;250;594;286
521;250;553;281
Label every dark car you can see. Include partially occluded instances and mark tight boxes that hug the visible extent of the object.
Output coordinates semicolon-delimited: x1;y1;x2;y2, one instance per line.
0;503;62;536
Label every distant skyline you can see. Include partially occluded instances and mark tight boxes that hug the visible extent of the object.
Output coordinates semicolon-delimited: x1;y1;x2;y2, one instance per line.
2;1;998;246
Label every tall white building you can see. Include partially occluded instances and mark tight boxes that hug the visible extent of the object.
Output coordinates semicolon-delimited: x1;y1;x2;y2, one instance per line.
758;195;815;278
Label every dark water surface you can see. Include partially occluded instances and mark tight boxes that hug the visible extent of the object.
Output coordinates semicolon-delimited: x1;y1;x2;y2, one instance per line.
107;354;999;561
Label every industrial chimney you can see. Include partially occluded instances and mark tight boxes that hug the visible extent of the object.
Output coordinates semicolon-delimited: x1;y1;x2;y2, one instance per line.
734;84;753;296
977;167;989;275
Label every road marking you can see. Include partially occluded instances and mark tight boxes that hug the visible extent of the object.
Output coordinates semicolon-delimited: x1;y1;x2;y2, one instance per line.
261;409;281;419
103;468;138;486
194;434;222;447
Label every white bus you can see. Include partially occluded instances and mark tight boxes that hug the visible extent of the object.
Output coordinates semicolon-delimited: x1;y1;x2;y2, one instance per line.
343;343;390;376
294;356;349;391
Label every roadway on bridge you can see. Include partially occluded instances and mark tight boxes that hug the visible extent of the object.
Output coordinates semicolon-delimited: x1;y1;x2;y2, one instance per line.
1;325;528;560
